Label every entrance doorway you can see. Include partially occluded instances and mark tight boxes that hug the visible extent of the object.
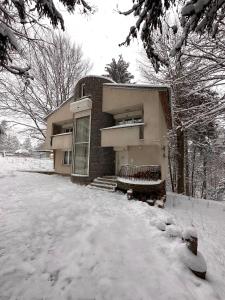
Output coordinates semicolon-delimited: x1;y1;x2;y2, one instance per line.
116;150;128;175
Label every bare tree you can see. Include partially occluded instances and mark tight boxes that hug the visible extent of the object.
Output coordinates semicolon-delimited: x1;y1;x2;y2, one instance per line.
0;31;92;139
138;24;221;195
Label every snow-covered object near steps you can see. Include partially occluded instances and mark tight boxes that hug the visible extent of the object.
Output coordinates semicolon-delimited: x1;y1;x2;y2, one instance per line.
166;225;182;238
183;227;198;240
178;245;207;274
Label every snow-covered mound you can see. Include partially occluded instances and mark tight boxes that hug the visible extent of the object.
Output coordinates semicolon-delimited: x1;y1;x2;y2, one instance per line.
166;193;225;299
0;159;224;299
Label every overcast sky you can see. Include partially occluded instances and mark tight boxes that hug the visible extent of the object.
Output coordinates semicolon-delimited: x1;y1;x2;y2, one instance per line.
60;0;144;81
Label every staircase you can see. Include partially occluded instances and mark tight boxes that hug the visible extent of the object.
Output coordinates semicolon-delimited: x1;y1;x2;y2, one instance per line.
89;176;117;192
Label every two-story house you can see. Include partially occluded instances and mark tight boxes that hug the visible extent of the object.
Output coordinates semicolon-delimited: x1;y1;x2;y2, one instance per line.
44;75;172;201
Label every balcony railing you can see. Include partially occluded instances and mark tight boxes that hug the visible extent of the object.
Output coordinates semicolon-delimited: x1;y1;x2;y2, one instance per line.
118;165;161;181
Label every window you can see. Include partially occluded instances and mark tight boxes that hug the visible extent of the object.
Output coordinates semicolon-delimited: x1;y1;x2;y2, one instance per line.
116;116;143;125
63;128;73;133
81;83;86;97
63;151;72;165
74;116;90;175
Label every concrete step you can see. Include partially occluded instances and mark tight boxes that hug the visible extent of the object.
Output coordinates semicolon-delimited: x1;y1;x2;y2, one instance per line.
98;176;117;183
94;178;117;186
88;185;115;192
89;182;116;191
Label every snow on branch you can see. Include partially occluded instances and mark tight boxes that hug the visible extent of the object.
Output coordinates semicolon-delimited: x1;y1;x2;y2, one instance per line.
119;0;225;71
0;0;93;76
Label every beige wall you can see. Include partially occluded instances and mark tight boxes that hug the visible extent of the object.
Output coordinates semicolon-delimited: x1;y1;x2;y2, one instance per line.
101;125;141;147
52;133;72;150
128;146;167;180
44;98;74;149
115;145;167;180
102;86;168;144
54;150;72;174
102;85;169;180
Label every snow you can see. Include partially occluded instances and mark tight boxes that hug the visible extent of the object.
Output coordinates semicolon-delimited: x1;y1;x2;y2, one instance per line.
0;158;224;299
15;148;30;154
101;122;144;130
104;82;170;89
0;156;54;174
52;132;72;137
166;193;225;298
183;226;198;240
118;177;162;185
178;245;207;273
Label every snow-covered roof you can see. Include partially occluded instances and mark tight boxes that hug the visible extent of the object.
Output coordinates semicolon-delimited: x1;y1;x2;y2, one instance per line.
101;123;144;130
103;83;170;90
44;96;74;121
79;75;115;83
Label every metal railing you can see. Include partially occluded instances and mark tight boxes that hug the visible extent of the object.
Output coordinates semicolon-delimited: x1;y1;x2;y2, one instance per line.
118;165;161;181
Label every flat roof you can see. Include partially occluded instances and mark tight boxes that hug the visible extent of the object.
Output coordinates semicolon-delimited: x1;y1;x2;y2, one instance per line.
103;83;170;90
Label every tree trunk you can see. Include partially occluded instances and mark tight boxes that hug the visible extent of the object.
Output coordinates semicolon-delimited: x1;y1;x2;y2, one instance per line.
201;150;207;199
176;126;185;194
191;146;196;197
168;146;175;192
185;132;190;196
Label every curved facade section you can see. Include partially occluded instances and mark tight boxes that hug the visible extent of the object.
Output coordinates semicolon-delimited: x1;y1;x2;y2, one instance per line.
71;76;115;184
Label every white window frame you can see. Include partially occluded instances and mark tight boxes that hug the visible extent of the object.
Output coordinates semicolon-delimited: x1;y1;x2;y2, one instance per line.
72;115;91;176
63;150;72;165
81;83;86;97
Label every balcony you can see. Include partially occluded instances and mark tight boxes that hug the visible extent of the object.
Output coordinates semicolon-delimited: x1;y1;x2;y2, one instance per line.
70;97;92;113
51;132;72;150
101;123;144;147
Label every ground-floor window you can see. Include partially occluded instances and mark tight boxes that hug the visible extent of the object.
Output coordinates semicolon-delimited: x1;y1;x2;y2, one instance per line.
63;150;72;165
73;116;90;175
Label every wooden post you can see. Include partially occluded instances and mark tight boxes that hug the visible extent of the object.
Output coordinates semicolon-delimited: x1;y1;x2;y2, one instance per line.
127;189;133;200
183;229;206;279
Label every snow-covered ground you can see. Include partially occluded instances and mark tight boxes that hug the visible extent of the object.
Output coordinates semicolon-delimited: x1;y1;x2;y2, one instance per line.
0;157;224;300
166;194;225;298
0;156;53;174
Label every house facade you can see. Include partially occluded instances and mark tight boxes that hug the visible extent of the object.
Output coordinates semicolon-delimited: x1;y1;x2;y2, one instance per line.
45;75;172;191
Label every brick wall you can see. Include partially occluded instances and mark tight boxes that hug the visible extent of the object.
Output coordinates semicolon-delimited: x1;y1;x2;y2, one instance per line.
71;76;115;184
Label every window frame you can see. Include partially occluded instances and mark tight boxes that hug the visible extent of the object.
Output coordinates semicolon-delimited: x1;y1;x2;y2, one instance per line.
73;115;91;176
81;83;86;97
63;150;72;165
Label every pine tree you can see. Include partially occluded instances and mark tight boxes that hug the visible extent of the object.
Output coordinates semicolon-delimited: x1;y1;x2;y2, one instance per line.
23;137;32;152
0;121;8;152
105;55;134;83
6;135;20;152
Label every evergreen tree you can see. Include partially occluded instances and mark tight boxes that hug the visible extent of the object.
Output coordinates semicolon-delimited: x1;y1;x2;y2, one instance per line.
0;121;8;152
105;55;134;83
6;135;20;152
23;137;32;152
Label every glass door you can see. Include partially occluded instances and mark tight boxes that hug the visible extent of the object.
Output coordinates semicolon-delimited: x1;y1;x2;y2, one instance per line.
73;116;90;175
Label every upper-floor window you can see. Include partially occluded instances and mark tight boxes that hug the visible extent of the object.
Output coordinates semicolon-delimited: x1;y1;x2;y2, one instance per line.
63;128;73;133
81;83;86;97
116;117;143;126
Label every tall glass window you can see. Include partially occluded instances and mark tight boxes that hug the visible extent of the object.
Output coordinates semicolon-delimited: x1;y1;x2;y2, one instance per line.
74;116;90;175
